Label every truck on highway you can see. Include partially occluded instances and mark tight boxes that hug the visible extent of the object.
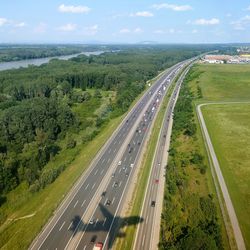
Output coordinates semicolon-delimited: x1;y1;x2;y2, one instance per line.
93;242;103;250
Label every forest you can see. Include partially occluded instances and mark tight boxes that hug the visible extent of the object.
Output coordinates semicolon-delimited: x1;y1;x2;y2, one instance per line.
0;45;210;203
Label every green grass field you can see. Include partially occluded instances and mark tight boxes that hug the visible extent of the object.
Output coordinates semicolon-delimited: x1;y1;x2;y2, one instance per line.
193;64;250;101
202;103;250;249
191;63;250;248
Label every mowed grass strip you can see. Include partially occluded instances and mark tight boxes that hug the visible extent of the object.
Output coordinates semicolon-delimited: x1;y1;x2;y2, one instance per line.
193;64;250;101
202;103;250;249
115;82;175;250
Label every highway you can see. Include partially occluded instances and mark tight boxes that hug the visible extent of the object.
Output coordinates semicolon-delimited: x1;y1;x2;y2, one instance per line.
29;59;192;250
133;64;193;250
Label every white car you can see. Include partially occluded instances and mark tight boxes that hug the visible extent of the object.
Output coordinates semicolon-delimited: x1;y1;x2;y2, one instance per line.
130;163;134;168
118;160;122;166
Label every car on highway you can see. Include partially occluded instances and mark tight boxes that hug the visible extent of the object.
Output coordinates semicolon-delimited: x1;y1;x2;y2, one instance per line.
114;181;118;187
118;161;122;166
89;218;95;224
155;179;159;184
93;242;103;250
105;199;111;206
125;172;129;177
90;235;97;244
111;173;115;178
130;163;134;168
151;201;156;207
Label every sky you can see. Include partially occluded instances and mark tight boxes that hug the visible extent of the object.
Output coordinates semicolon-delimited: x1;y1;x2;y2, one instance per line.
0;0;250;44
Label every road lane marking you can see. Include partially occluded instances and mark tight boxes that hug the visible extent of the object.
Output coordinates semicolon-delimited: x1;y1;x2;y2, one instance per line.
114;148;117;153
108;148;111;154
142;234;145;246
74;200;78;208
85;184;89;190
81;200;86;207
119;168;122;173
119;181;122;187
101;158;105;164
103;217;107;226
83;246;86;250
100;169;104;175
94;169;98;175
107;158;111;163
114;140;117;145
67;222;73;230
94;218;99;228
145;215;148;225
59;221;65;231
124;157;127;162
92;183;96;190
112;197;116;204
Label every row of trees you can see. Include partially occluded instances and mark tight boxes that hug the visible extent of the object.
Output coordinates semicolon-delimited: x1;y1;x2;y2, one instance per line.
159;68;223;249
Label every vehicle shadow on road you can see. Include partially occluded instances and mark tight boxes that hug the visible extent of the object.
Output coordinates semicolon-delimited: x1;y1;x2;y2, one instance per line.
68;203;143;249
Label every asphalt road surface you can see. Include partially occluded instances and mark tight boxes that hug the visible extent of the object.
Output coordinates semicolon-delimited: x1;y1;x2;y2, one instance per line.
29;59;192;250
133;64;193;250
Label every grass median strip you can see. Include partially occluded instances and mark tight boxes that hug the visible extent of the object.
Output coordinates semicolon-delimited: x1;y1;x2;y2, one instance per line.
115;80;176;250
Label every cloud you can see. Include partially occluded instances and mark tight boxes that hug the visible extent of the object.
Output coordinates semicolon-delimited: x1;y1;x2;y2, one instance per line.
152;3;192;11
14;22;26;28
34;22;47;33
58;23;77;31
84;24;98;35
154;29;165;34
131;11;154;17
192;29;198;34
119;27;143;34
119;28;130;33
134;27;143;33
193;18;220;25
231;15;250;30
58;4;90;13
0;17;8;26
245;5;250;11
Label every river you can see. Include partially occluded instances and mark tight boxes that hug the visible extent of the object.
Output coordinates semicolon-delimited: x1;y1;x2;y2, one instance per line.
0;51;104;71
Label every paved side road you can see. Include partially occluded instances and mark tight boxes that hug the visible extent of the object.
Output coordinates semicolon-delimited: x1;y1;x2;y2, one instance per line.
197;103;246;250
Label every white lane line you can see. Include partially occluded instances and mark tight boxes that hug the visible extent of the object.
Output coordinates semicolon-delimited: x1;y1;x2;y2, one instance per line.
103;217;107;226
119;181;122;187
67;222;73;230
107;158;111;163
124;156;127;162
114;148;117;153
102;158;105;164
83;245;87;250
100;169;104;175
74;200;79;208
81;200;86;207
108;148;111;154
129;156;132;162
94;218;99;228
145;215;148;225
85;184;89;190
118;140;121;145
119;168;122;173
112;182;115;188
59;221;65;231
142;234;145;246
94;169;98;175
112;197;116;204
92;183;96;190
